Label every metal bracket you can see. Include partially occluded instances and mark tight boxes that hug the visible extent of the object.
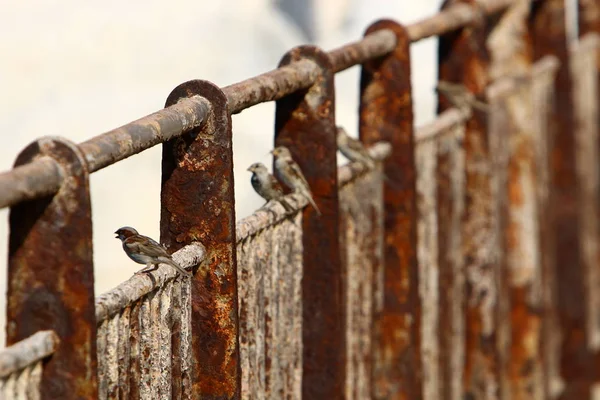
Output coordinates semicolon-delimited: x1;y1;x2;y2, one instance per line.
7;136;97;399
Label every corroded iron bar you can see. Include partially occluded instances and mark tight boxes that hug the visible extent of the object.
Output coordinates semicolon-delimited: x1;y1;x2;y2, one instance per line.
360;19;421;399
438;1;495;398
0;96;210;209
531;1;589;398
80;95;210;173
0;157;63;209
435;111;466;400
415;108;469;143
408;0;514;42
274;45;344;399
0;0;516;210
161;80;240;399
0;331;59;378
7;136;97;399
578;0;600;36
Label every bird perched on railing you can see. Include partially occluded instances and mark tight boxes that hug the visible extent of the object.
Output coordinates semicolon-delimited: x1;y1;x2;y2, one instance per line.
336;126;375;169
115;226;192;278
247;162;295;212
271;146;321;216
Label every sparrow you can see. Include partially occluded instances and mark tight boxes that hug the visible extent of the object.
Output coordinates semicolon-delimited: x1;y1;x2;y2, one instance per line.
271;146;321;216
114;226;192;278
336;126;375;169
247;162;295;212
436;80;489;113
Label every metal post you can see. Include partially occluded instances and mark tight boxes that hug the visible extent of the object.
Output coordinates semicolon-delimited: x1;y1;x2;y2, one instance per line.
530;1;588;398
162;80;240;399
438;1;497;398
360;19;422;400
7;137;97;399
274;45;344;399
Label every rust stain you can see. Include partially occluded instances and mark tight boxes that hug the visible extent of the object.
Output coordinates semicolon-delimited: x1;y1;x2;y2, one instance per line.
360;20;421;400
162;80;240;399
531;0;592;398
7;137;97;399
438;1;497;398
274;45;345;399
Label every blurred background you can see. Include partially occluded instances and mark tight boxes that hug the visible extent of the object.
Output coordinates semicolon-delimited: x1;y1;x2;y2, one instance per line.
0;0;577;346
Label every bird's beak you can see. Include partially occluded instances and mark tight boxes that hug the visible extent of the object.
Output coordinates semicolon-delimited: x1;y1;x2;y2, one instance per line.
269;149;275;155
246;166;253;172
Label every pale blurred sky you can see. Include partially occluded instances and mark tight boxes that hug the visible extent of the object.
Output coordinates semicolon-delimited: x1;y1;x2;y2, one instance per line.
0;0;443;346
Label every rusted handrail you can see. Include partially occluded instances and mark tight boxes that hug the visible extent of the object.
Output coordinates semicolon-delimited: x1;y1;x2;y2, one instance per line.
0;0;515;210
0;331;60;378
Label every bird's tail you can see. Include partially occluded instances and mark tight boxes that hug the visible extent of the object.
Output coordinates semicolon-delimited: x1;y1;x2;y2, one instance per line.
304;192;322;216
279;197;296;213
162;258;192;278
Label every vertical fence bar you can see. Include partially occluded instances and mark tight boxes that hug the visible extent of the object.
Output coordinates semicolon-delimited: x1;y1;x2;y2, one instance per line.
572;31;600;396
529;55;562;400
578;0;600;36
274;45;343;399
438;1;496;398
488;2;545;399
7;137;97;399
360;19;421;400
488;77;544;400
530;1;587;398
162;81;239;399
437;120;466;400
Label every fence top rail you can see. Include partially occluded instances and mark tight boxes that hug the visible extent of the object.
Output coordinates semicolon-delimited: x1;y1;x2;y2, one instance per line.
0;0;516;210
0;330;59;378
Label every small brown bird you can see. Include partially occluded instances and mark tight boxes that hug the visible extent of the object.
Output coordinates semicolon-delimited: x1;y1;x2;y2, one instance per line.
247;162;295;212
271;146;321;216
115;226;192;278
336;126;375;169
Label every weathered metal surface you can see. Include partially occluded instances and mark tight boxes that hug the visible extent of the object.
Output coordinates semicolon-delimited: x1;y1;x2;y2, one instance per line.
530;1;587;398
529;55;563;399
360;19;421;400
416;109;470;142
436;120;466;400
337;142;392;185
0;331;59;378
338;162;385;399
572;33;600;353
95;244;202;400
415;138;440;400
0;360;44;400
438;1;497;398
236;209;303;399
488;3;546;399
80;96;210;173
0;0;521;213
274;45;343;399
0;158;63;210
407;0;514;42
329;30;396;73
7;136;97;399
572;33;600;397
579;0;600;36
161;80;239;399
489;74;544;400
0;96;210;210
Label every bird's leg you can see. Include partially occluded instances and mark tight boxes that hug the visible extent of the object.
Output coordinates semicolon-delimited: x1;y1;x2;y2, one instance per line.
136;263;159;275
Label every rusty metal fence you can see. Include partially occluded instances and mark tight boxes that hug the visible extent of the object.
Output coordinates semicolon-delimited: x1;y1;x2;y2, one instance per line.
0;0;599;399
